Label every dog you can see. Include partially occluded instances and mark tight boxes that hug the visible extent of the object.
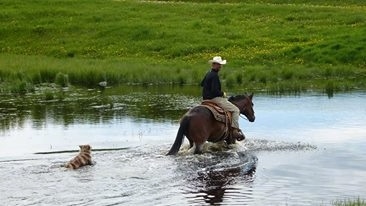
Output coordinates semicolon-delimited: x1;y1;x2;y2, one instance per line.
65;145;92;169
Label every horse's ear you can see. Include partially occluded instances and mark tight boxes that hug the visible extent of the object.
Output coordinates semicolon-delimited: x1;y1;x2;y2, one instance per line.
249;93;253;99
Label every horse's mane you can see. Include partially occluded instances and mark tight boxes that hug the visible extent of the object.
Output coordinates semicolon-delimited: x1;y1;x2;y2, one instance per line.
228;94;247;102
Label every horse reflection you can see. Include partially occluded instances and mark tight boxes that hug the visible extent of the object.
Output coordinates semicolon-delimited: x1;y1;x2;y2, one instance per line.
185;152;257;205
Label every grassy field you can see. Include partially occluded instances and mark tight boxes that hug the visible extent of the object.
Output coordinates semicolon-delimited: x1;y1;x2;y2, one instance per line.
0;0;365;94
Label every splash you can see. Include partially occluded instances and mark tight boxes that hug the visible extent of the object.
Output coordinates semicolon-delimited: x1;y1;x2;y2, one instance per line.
242;139;317;152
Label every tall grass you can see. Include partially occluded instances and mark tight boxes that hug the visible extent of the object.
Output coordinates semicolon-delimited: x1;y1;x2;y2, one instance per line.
0;0;365;93
333;198;366;206
0;54;200;87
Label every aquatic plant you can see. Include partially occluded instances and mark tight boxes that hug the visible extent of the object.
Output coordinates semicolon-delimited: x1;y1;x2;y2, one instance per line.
333;197;366;206
55;72;69;88
8;80;35;94
44;89;55;101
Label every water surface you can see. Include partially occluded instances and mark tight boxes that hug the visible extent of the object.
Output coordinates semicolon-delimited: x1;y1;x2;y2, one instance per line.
1;87;365;205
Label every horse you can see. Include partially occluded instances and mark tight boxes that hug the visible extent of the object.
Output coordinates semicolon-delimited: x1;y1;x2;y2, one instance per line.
167;93;255;155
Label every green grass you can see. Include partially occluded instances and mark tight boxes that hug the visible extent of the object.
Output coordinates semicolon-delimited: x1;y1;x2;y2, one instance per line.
0;0;365;94
333;198;366;206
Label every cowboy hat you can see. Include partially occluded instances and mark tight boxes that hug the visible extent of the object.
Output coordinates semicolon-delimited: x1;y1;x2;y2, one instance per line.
208;56;227;65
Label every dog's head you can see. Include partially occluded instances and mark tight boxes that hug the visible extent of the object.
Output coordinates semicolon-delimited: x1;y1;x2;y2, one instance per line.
79;144;91;152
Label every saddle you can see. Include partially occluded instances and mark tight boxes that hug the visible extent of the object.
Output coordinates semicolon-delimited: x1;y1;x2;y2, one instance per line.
200;100;233;140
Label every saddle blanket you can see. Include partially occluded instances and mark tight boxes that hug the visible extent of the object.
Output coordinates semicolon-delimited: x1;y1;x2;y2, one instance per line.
200;100;232;124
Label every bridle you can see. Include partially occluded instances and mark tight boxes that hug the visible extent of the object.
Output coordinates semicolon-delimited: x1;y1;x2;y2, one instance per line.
240;114;249;121
238;97;252;121
230;95;254;122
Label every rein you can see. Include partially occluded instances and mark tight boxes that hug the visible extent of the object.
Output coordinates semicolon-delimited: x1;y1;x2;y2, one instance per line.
237;99;250;121
230;95;253;122
240;114;249;121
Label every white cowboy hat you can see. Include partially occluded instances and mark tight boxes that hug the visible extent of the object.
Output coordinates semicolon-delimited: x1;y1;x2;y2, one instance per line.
208;56;227;65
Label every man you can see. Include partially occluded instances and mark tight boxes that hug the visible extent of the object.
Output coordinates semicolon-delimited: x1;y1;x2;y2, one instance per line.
200;56;244;140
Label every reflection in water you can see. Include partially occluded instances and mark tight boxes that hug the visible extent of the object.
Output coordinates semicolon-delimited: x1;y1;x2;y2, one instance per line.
175;151;258;205
177;140;317;205
0;85;200;132
197;155;257;205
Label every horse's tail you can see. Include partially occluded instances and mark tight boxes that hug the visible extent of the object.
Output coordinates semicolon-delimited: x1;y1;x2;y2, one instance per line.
166;115;190;155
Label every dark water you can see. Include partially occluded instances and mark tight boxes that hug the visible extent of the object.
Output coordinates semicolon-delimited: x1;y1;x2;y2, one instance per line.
1;86;366;205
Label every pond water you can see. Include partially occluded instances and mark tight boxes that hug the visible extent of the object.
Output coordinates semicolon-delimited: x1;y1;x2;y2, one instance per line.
1;86;365;206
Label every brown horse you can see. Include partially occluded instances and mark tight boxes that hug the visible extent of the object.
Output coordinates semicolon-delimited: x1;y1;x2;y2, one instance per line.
167;93;255;155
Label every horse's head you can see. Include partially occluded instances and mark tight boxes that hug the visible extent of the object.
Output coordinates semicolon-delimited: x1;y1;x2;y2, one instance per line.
228;93;255;122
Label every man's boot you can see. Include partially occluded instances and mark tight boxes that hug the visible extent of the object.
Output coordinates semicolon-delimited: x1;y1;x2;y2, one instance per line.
232;128;245;141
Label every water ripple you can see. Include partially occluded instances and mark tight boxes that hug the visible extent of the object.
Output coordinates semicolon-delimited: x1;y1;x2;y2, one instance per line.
243;138;317;152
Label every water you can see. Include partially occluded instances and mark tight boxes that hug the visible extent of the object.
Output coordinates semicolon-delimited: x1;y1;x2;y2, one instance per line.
1;87;366;206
